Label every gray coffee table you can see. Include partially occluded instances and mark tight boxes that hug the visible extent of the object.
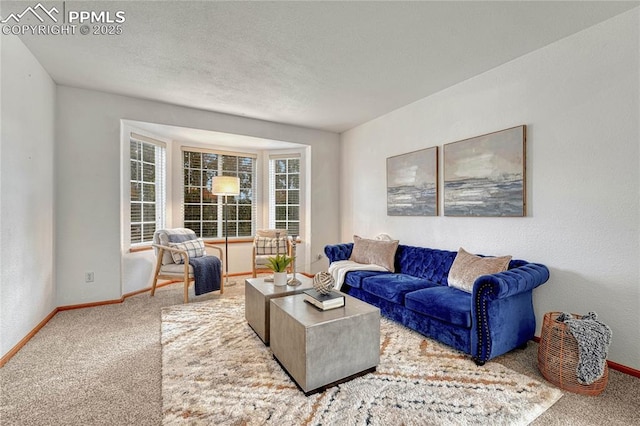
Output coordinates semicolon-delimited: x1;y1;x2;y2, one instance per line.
269;293;380;395
244;275;313;344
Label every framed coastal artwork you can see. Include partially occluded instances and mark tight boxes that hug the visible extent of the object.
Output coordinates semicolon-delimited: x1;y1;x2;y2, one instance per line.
444;125;526;217
387;146;438;216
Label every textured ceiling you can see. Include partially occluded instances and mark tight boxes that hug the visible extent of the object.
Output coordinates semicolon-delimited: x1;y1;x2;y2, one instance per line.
6;1;638;133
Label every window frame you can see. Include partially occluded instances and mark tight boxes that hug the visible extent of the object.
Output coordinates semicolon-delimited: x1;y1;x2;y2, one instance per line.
128;133;167;247
268;154;302;237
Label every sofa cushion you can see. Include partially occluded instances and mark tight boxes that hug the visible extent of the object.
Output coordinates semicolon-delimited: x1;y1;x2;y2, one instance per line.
344;270;391;289
448;247;511;293
395;245;457;284
361;274;439;304
405;286;472;328
350;235;399;272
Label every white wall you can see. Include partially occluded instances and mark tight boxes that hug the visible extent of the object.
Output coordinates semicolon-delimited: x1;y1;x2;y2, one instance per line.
0;36;56;357
340;9;640;369
56;87;339;305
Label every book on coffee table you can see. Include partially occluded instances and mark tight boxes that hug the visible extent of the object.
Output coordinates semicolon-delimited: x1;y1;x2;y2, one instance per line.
303;289;345;311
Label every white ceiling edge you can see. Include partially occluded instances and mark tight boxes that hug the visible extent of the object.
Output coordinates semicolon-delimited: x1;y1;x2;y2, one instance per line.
124;120;305;151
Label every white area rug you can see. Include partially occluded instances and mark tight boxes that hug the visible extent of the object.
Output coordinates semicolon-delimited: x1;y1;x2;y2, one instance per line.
161;297;562;425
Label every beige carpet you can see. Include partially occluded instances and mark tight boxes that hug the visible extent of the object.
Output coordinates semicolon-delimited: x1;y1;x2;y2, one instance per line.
161;296;563;425
2;279;638;425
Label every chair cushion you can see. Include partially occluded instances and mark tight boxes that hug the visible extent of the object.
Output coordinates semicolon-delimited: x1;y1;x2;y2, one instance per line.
405;286;472;328
254;236;288;255
361;274;438;304
168;238;205;264
254;254;275;267
160;263;194;275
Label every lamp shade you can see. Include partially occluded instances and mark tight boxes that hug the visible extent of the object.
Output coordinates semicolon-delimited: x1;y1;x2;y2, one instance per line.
211;176;240;196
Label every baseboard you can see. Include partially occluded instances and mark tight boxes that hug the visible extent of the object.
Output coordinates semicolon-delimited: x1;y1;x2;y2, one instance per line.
607;360;640;378
532;336;640;378
0;307;58;368
57;297;125;311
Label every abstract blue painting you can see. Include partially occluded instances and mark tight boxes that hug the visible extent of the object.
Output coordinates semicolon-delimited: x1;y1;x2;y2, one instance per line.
387;146;438;216
444;126;526;217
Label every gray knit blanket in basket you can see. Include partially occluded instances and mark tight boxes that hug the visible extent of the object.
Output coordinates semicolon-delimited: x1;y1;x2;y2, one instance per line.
556;312;612;385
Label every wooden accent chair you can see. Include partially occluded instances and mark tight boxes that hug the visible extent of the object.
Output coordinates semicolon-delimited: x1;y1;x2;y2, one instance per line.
252;229;292;278
151;228;224;303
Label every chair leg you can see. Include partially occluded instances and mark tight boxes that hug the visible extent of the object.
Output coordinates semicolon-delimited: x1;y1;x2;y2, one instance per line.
183;262;190;303
183;276;189;303
219;266;224;294
151;276;159;297
151;249;164;297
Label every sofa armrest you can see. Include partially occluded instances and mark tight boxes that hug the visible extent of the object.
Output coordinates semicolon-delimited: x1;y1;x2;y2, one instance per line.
470;263;550;364
324;243;354;263
472;263;550;300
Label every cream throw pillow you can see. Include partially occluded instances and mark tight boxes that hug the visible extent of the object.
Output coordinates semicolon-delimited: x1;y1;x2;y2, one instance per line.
349;235;399;272
448;247;512;293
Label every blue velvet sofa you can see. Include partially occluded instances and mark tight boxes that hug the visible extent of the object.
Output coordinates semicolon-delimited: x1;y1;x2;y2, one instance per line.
324;243;550;365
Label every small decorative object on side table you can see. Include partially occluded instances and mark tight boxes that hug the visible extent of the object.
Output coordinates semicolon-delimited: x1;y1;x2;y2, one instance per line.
304;272;342;310
288;236;302;286
266;254;292;287
263;230;285;283
303;288;345;311
312;271;335;294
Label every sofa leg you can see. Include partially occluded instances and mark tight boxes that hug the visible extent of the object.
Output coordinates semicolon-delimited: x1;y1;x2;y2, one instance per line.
473;357;486;366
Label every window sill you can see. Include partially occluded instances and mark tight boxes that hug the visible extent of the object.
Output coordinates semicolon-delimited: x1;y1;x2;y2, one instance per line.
129;245;152;253
128;237;255;253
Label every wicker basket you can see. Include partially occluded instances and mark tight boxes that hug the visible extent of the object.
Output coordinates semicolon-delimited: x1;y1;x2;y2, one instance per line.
537;312;608;395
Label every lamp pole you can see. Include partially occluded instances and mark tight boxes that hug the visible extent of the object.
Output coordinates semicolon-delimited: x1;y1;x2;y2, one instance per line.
212;176;240;287
223;194;229;286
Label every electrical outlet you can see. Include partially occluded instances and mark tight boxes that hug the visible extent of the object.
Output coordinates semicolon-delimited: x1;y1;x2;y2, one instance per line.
85;272;94;283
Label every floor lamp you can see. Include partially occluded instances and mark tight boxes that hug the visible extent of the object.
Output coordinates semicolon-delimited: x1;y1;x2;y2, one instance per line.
212;176;240;287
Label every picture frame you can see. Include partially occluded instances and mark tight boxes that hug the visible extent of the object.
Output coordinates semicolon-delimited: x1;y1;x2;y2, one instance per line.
387;146;438;216
443;125;526;217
